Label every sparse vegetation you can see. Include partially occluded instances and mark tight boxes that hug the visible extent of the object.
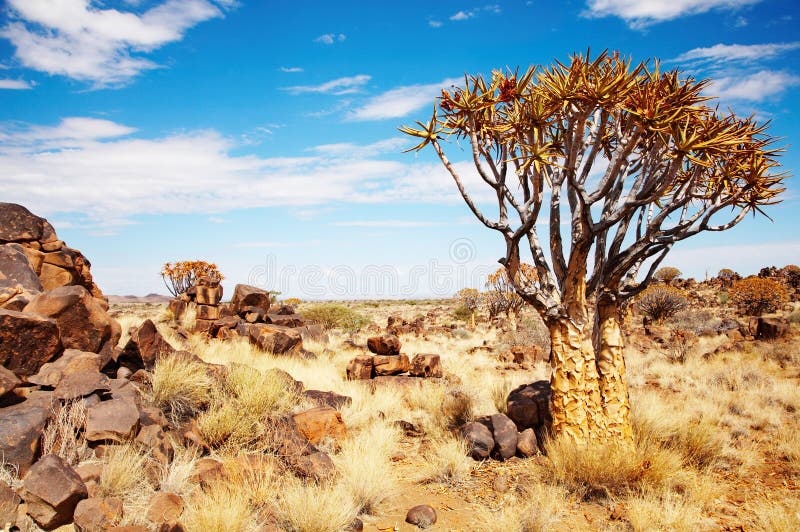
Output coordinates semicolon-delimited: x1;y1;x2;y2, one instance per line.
654;266;683;284
637;285;689;322
302;303;371;332
160;260;223;297
730;276;790;315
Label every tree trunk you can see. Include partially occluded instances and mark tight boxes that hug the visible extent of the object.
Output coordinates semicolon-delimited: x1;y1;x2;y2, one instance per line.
595;295;633;441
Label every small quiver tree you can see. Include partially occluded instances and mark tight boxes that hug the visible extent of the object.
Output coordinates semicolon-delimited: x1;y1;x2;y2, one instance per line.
730;276;789;316
485;263;538;325
161;261;224;297
653;266;682;285
454;287;482;327
401;51;786;445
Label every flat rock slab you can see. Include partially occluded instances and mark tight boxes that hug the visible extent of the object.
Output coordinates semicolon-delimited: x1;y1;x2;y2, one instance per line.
0;308;62;377
85;397;140;443
21;454;88;530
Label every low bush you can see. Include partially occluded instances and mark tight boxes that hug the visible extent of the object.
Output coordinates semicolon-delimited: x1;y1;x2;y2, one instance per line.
637;285;689;322
303;303;371;332
729;276;789;316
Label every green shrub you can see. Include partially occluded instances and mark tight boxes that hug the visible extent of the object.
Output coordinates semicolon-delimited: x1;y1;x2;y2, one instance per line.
452;305;473;322
303;303;371;332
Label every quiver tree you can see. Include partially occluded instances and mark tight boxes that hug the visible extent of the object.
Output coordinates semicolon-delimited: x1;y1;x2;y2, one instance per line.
401;51;786;445
161;261;224;297
485;263;538;322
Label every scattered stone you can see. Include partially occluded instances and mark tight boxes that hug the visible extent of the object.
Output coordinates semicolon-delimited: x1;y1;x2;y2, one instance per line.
490;413;518;460
21;454;88;530
373;354;410;376
0;308;62;377
460;421;494;460
408;354;442;378
53;371;111;400
303;390;352;409
28;349;103;387
73;496;123;531
367;334;401;356
506;380;551;430
24;285;119;355
0;365;20;397
146;493;184;524
405;504;437;529
492;474;510;493
292;406;347;444
231;284;271;313
251;324;302;354
516;428;538;457
0;399;49;474
190;458;226;487
289;451;335;480
135;424;174;466
346;355;374;380
85;397;140;442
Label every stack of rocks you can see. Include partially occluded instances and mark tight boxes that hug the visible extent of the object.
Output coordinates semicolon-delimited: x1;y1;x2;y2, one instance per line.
167;275;223;333
345;334;443;381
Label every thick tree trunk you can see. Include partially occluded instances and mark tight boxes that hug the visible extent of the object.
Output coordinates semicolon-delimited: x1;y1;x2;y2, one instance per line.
596;295;633;441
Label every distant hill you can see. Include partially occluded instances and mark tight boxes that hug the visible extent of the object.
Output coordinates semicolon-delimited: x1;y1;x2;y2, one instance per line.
107;293;172;304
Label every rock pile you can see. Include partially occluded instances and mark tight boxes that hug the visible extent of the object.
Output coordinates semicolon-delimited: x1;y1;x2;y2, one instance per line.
168;275;224;333
345;334;443;381
461;380;551;461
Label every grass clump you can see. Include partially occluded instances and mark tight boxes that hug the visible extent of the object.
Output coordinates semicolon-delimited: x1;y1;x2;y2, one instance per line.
416;436;473;486
183;481;257;532
150;354;217;424
303;303;371;332
276;478;359;532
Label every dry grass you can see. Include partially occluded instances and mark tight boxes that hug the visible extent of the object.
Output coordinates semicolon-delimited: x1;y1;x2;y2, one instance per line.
747;497;800;531
473;483;568;532
40;400;91;465
183;481;257;532
275;478;360;532
626;490;711;531
415;435;473;485
150;354;217;424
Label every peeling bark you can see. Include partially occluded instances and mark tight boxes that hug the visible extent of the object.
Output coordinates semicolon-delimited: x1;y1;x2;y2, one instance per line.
595;294;633;441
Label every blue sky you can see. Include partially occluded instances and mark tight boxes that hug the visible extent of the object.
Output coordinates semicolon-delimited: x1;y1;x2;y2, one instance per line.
1;0;799;298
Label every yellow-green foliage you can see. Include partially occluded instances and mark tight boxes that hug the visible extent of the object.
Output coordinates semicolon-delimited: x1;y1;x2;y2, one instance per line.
302;303;371;332
730;276;789;316
150;355;217;423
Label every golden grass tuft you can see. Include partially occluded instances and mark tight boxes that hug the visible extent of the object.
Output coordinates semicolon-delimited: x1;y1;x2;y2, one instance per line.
415;435;473;486
473;482;567;532
275;478;359;532
150;354;217;424
183;481;257;532
626;490;711;531
40;400;91;465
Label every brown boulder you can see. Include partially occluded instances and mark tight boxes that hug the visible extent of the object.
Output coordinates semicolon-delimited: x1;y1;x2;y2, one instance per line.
53;371;111;401
292;406;347;444
146;492;184;524
373;354;410;376
346;355;374;380
408;354;442;378
85;397;140;442
460;421;494;460
405;505;437;529
167;299;187;321
39;263;77;291
250;324;302;354
0;480;20;528
516;428;538;457
756;317;789;340
135;425;174;466
231;284;271;313
0;365;20;397
0;308;62;376
490;413;518;461
196;304;220;321
289;451;335;480
195;285;222;306
510;345;545;365
24;286;119;355
266;313;306;327
367;334;401;356
0;243;42;291
506;381;551;430
73;496;123;531
0;399;49;474
119;319;175;370
28;349;103;387
21;454;88;530
303;390;352;410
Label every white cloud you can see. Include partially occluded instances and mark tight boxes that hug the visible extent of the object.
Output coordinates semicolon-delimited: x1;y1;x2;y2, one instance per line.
309;138;407;158
674;42;800;65
450;11;474;21
0;79;32;89
347;77;460;121
0;117;497;223
284;74;371;95
207;216;228;223
232;240;321;248
583;0;762;28
0;0;230;86
280;66;304;73
428;20;443;28
709;70;800;101
314;33;346;45
449;5;501;22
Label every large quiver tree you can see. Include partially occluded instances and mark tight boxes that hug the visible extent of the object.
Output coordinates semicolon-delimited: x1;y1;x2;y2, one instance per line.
401;51;785;445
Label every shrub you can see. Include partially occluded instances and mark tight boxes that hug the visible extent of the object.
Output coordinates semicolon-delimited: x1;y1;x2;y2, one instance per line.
783;264;800;289
729;276;789;316
717;268;737;281
283;297;303;306
654;267;682;284
303;303;371;332
452;304;473;322
636;285;689;322
161;260;223;297
453;288;481;312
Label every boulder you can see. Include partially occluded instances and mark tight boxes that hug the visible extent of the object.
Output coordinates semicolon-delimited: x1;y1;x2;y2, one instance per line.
0;203;48;242
250;324;302;354
242;306;267;323
28;349;103;387
0;308;62;377
195;285;222;306
373;354;410;376
303;390;352;410
506;380;551;430
405;505;437;529
167;299;187;321
408;354;442;378
490;413;518;460
53;371;111;401
135;425;174;466
460;421;494;460
0;365;20;397
289;451;336;480
39;263;76;291
0;244;42;292
0;399;50;474
346;355;374;380
24;286;119;355
270;417;318;458
756;317;789;340
510;345;546;365
193;318;215;334
196;304;220;321
516;428;538;457
367;334;401;356
85;397;140;443
146;493;184;524
297;323;328;342
73;496;123;531
118;319;174;371
231;284;271;313
21;454;88;530
266;313;306;327
292;406;347;444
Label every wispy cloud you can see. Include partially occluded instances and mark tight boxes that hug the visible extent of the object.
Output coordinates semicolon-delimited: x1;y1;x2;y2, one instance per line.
280;66;304;73
347;77;460;121
583;0;762;29
673;42;800;65
232;240;321;248
448;4;501;22
709;70;800;101
332;220;440;228
284;74;371;95
0;79;32;89
309;138;407;158
428;20;443;28
450;11;474;21
314;33;346;45
208;216;228;223
0;0;233;87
